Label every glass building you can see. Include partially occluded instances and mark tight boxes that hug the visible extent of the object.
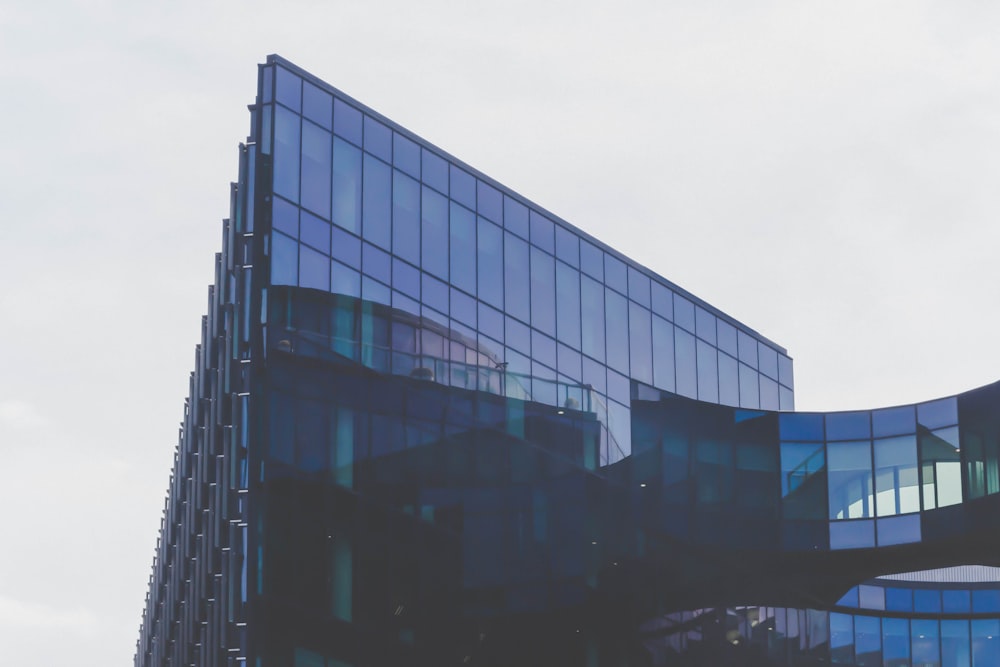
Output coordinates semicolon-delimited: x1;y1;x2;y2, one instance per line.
134;56;1000;667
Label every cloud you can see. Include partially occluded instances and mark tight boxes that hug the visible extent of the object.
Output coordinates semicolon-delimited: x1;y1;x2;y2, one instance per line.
0;401;44;431
0;596;98;638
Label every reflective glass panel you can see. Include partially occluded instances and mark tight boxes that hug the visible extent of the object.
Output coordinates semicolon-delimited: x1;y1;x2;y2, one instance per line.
828;440;873;519
332;137;361;234
391;170;420;265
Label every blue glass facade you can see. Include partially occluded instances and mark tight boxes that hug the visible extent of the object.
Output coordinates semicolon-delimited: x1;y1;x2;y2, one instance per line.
134;56;1000;667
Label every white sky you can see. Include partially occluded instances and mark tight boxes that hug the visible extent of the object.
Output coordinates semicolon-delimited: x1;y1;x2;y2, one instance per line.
2;2;1000;665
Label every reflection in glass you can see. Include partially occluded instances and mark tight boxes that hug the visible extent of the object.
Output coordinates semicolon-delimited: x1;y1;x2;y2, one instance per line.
828;440;873;519
911;619;940;667
921;425;963;509
874;435;919;516
942;619;970;667
781;442;826;519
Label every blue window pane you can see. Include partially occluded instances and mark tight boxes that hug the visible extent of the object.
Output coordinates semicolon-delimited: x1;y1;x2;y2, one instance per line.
874;435;918;516
503;195;528;238
715;322;736;358
674;294;695;332
273;105;300;202
608;399;632;461
675;328;696;399
629;302;652;385
392;132;419;178
331;225;360;269
605;254;627;294
883;617;910;667
529;210;554;253
696;340;718;403
739;363;760;409
972;619;1000;665
915;589;942;613
450;165;475;209
302;81;332;129
478;302;504;343
918;397;959;429
449;203;476;295
362;242;391;284
737;329;757;367
392;170;420;265
476;180;502;223
271;196;298;238
628;267;651;308
421;187;449;279
262;65;273;103
505;316;530;354
421;272;449;314
332;137;361;234
941;619;969;667
608;369;630;406
421;149;448;194
827;412;871;440
760;377;779;411
859;584;885;610
605;288;629;374
580;240;603;280
530;248;556;336
651;282;673;321
780;413;824;441
331;259;360;298
854;615;881;666
836;587;859;607
873;405;916;437
829;520;875;549
504;232;530;324
911;619;939;667
878;514;920;547
362;276;390;306
300;210;330;253
780;387;794;411
718;351;737;406
758;342;778;379
450;287;475;326
555;261;581;349
299;244;329;290
830;613;854;663
555;226;579;267
581;275;606;363
780;442;825;518
392;258;419;299
974;590;1000;613
778;354;794;388
885;587;913;612
943;590;971;614
362;155;391;248
363;116;391;162
557;343;581;381
333;98;362;145
275;66;301;111
300;121;331;219
477;218;503;309
828;440;873;519
582;356;606;395
271;232;298;286
652;316;675;393
695;306;716;344
532;329;557;369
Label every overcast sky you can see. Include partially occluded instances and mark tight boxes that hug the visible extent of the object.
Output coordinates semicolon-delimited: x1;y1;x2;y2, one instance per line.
3;2;1000;665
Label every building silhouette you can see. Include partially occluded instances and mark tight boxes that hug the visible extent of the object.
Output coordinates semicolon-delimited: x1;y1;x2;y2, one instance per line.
134;55;1000;667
